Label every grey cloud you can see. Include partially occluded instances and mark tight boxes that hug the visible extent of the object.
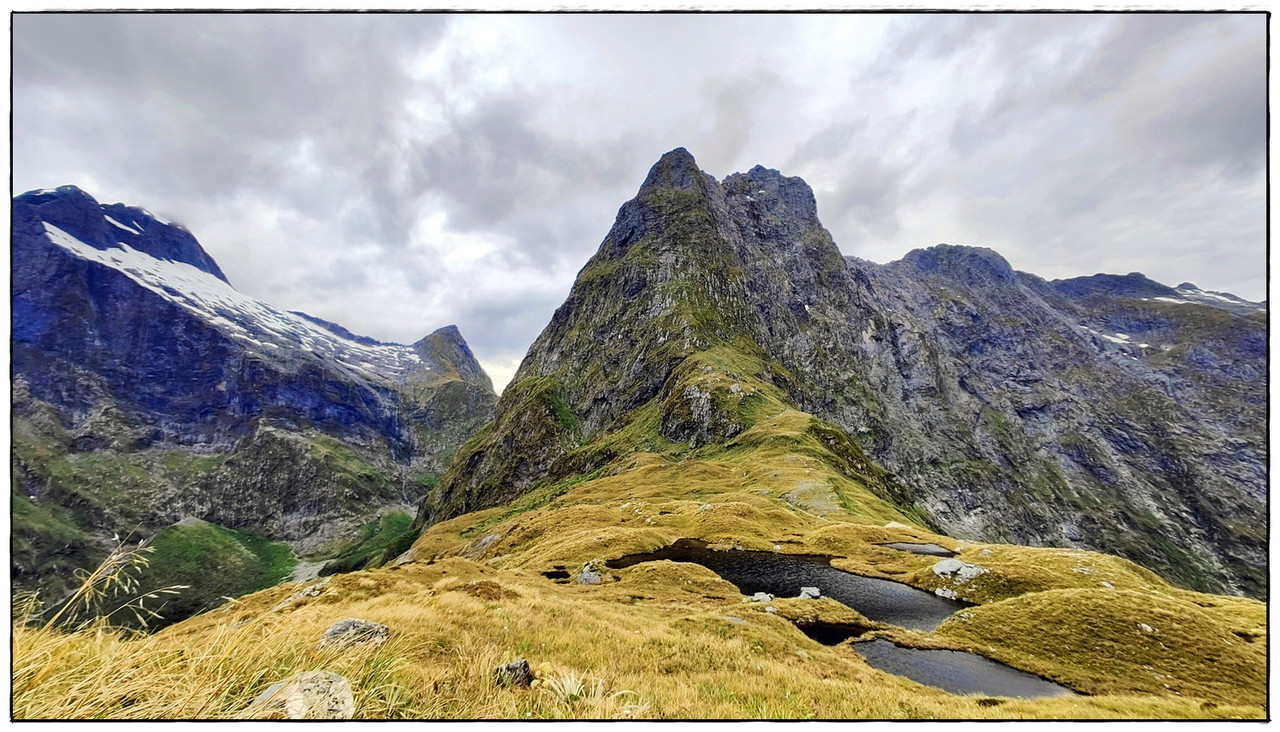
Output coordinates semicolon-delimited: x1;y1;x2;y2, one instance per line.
406;95;651;270
785;119;869;171
1123;27;1266;180
872;14;1008;77
693;71;783;172
827;157;907;244
15;14;448;246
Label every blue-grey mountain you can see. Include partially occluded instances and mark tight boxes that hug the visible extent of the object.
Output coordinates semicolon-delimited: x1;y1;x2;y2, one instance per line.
12;186;497;608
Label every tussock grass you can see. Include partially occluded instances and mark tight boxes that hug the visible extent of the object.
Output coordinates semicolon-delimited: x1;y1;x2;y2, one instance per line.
932;588;1267;707
12;557;1263;719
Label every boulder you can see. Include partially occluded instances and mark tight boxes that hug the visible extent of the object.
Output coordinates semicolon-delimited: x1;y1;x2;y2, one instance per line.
241;671;354;719
318;618;389;651
932;558;988;583
751;592;774;603
494;658;534;688
575;561;603;585
799;587;821;600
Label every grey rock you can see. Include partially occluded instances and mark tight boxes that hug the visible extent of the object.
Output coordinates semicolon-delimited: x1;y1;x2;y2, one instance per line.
885;542;956;557
269;577;332;614
751;592;774;603
935;587;959;600
465;533;501;559
318;618;389;651
765;606;778;614
799;586;821;599
494;658;534;688
575;561;604;585
932;559;988;583
241;670;354;719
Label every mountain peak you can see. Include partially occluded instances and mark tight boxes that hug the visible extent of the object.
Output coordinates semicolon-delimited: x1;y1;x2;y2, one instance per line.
898;243;1016;284
638;147;712;194
414;325;493;391
14;185;230;284
723;164;819;225
1050;271;1175;300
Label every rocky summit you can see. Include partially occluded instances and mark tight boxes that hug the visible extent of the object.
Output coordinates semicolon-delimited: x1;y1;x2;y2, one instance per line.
420;148;1265;599
11;186;497;609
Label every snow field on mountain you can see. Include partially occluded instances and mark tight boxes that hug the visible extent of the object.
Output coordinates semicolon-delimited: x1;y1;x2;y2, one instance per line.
43;222;423;382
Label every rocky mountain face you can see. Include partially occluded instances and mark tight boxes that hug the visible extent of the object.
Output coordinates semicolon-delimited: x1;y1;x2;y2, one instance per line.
419;148;1265;599
12;186;497;599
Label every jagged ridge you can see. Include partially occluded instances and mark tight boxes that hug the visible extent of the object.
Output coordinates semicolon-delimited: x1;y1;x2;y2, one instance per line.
418;148;1265;598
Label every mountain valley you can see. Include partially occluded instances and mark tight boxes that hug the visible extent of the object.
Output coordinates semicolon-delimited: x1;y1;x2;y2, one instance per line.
10;152;1268;719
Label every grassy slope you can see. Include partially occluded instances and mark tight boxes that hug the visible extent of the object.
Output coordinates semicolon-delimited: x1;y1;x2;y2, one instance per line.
112;520;296;630
12;345;1266;718
318;511;419;576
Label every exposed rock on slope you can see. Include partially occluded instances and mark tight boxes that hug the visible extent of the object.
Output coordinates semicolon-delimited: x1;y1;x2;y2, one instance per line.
418;148;1265;598
11;186;497;600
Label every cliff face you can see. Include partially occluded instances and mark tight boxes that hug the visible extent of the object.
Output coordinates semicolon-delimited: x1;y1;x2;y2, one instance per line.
11;186;497;599
418;149;1265;598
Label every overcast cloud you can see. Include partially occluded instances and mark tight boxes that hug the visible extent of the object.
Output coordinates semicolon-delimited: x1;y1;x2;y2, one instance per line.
12;13;1266;391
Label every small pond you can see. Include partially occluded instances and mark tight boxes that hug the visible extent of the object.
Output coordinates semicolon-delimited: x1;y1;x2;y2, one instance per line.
854;639;1075;699
883;542;956;557
606;538;968;632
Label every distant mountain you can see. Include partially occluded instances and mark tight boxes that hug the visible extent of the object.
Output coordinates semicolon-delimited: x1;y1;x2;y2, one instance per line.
417;149;1266;598
12;186;497;605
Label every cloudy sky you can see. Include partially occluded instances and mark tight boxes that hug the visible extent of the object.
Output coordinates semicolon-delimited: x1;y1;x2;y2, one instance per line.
12;13;1266;391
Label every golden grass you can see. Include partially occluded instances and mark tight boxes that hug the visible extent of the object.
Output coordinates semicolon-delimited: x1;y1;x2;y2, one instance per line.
12;557;1264;719
932;588;1267;707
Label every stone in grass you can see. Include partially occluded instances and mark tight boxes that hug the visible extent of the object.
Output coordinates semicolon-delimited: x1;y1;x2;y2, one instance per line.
751;592;774;603
318;618;389;651
575;561;603;585
495;658;535;688
241;671;354;719
799;587;821;600
932;558;988;583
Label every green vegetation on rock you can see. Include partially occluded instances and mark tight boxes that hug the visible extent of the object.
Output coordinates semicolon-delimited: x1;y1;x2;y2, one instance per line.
319;511;419;576
117;519;295;629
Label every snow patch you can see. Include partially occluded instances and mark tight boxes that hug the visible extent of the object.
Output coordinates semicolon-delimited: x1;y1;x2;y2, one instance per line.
104;215;142;235
42;221;422;382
